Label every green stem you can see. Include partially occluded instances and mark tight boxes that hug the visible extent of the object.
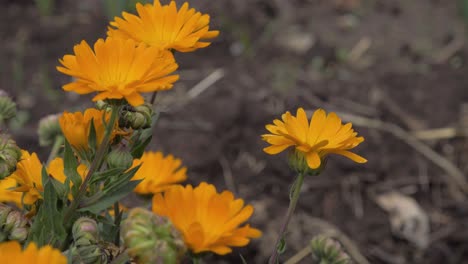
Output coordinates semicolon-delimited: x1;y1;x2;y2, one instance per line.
62;105;120;226
46;135;63;165
269;172;306;264
113;201;121;246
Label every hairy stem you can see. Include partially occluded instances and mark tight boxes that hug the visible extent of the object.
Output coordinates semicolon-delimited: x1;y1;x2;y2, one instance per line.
269;172;306;264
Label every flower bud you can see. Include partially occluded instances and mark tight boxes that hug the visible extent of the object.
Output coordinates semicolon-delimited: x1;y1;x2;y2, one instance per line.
0;135;22;179
107;148;133;170
0;91;16;121
310;235;351;264
288;150;325;176
0;204;29;243
69;217;106;264
120;103;153;130
121;208;186;264
37;114;62;146
72;217;99;245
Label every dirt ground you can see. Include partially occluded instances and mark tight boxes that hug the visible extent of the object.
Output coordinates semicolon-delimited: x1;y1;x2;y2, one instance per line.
2;0;468;263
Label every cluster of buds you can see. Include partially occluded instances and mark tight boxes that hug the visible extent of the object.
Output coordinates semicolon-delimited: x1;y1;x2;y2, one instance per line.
69;217;107;264
0;134;22;179
0;91;17;122
310;235;351;264
37;114;62;146
0;203;29;242
97;100;154;130
121;208;186;264
120;103;153;130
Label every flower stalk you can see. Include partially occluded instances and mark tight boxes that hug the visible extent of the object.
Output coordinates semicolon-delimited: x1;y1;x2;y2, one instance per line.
269;172;306;264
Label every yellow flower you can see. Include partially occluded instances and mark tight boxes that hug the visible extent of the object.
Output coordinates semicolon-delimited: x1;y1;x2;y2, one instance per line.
0;177;23;207
131;151;187;194
0;241;66;264
48;157;88;184
262;108;367;169
6;151;87;205
107;0;219;52
57;37;179;106
59;108;111;151
152;182;261;255
9;150;43;204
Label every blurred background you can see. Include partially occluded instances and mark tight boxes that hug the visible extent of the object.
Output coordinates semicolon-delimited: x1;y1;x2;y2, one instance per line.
2;0;468;263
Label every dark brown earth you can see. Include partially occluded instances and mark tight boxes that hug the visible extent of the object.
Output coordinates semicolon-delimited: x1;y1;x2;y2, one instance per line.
3;0;468;263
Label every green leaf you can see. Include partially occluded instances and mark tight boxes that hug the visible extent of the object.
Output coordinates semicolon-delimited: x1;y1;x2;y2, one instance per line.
29;169;67;247
63;140;83;198
78;180;140;214
130;130;152;159
89;167;126;185
277;237;287;254
88;118;97;153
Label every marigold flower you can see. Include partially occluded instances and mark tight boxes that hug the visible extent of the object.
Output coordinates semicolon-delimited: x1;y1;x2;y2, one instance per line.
0;241;66;263
0;178;23;207
152;182;262;255
59;108;111;152
107;0;219;52
57;37;179;106
6;151;87;205
262;108;367;169
131;151;187;195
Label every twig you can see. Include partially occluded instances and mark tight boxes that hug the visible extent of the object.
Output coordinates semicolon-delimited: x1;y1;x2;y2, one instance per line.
412;127;457;140
187;68;224;99
336;111;468;201
284;246;311;264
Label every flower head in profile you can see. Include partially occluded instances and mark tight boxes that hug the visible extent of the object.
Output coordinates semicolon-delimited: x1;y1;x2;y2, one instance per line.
59;108;113;152
262;108;366;170
0;241;66;264
132;151;187;195
57;38;179;106
152;182;261;255
6;151;87;205
107;0;219;52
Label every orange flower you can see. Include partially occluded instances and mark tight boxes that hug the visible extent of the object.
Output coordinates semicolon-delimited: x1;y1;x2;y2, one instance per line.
107;0;219;52
262;108;367;169
57;38;179;106
0;241;66;264
59;108;112;152
132;151;187;194
152;182;261;255
5;151;87;205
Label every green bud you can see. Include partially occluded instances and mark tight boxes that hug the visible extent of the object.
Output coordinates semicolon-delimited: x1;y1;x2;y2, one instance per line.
310;235;350;264
0;91;17;121
69;217;107;264
120;103;153;130
0;134;22;179
288;150;325;176
37;114;62;146
72;217;99;244
106;148;133;169
0;203;29;243
121;208;186;264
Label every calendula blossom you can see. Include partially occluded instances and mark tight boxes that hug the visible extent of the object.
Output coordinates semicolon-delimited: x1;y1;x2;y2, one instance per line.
0;241;66;264
59;108;112;152
131;151;187;194
0;177;23;207
57;37;179;106
262;108;366;169
5;151;87;205
107;0;219;52
152;182;261;255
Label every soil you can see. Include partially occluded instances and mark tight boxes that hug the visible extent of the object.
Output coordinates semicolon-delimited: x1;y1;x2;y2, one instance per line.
2;0;468;263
